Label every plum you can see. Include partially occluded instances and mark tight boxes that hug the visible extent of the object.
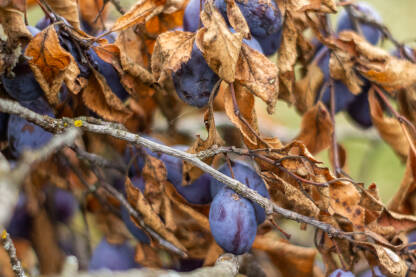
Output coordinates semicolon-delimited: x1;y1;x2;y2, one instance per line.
160;145;213;204
6;194;33;239
183;0;202;32
359;266;386;277
314;47;356;113
172;43;219;108
48;188;77;223
88;238;140;271
210;161;269;224
255;28;282;56
329;269;355;277
35;17;52;30
346;89;372;128
336;2;382;45
121;207;151;244
215;0;283;38
7;97;54;158
209;187;257;254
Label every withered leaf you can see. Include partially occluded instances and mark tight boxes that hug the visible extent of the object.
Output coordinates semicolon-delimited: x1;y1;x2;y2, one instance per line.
367;244;407;277
45;0;80;29
25;25;79;105
225;0;250;39
329;51;363;94
235;44;279;114
79;0;109;34
294;62;324;114
82;68;132;123
110;0;166;32
196;1;243;83
152;31;194;83
296;102;333;154
368;89;409;160
125;178;186;253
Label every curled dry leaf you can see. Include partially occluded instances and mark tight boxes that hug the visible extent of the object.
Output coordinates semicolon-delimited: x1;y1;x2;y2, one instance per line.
329;51;363;94
45;0;80;29
368;89;409;160
236;44;279;114
25;25;80;105
196;1;243;83
78;0;109;33
152;30;194;84
367;244;407;277
295;102;333;155
142;155;167;214
294;62;324;114
82;68;132;123
290;0;337;13
253;235;317;277
110;0;166;32
225;0;250;39
125;178;187;253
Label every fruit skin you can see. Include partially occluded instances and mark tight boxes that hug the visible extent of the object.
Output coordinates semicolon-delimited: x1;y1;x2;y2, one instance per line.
6;194;33;239
329;269;355;277
48;188;77;223
7;97;54;158
172;43;219;108
336;2;382;45
88;239;140;271
183;0;202;32
210;161;269;224
256;29;282;56
346;88;372;128
160;145;213;204
215;0;283;38
209;187;257;254
315;47;356;113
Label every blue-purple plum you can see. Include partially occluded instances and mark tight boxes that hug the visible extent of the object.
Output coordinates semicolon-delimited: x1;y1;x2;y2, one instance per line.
359;266;386;277
209;187;257;254
346;89;372;128
314;47;356;113
35;17;52;30
172;43;219;108
88;239;140;271
329;269;355;277
215;0;283;38
183;0;202;32
337;2;382;45
88;48;129;101
6;194;32;239
49;188;77;223
255;28;282;56
160;145;213;204
210;161;269;224
229;28;263;53
7;97;54;158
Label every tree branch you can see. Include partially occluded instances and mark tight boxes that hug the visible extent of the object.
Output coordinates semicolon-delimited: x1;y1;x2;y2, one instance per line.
1;230;27;277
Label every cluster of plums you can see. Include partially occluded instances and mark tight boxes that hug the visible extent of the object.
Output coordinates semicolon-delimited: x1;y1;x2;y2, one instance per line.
174;0;283;108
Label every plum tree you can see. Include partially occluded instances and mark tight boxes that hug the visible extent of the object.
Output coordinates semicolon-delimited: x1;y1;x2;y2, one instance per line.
209;187;257;254
7;97;54;158
160;146;213;204
88;238;140;271
172;43;219;108
215;0;283;38
337;2;382;45
210;161;269;224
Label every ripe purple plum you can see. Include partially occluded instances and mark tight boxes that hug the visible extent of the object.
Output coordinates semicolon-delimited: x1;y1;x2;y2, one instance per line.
183;0;202;32
172;43;219;108
215;0;283;38
6;194;33;239
256;29;282;56
7;97;54;158
209;187;257;254
346;89;372;128
160;145;213;204
329;269;355;277
48;188;77;223
336;2;382;45
88;238;140;271
210;161;269;224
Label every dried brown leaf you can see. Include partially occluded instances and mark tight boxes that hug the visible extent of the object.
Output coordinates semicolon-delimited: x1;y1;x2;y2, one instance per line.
368;89;409;160
235;44;279;114
296;102;333;154
329;51;363;94
196;1;243;83
25;25;79;105
82;68;132;123
45;0;80;29
225;0;250;39
294;62;324;114
79;0;109;34
152;30;194;83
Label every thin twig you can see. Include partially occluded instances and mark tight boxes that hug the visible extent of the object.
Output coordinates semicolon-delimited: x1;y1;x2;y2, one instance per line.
1;230;27;277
